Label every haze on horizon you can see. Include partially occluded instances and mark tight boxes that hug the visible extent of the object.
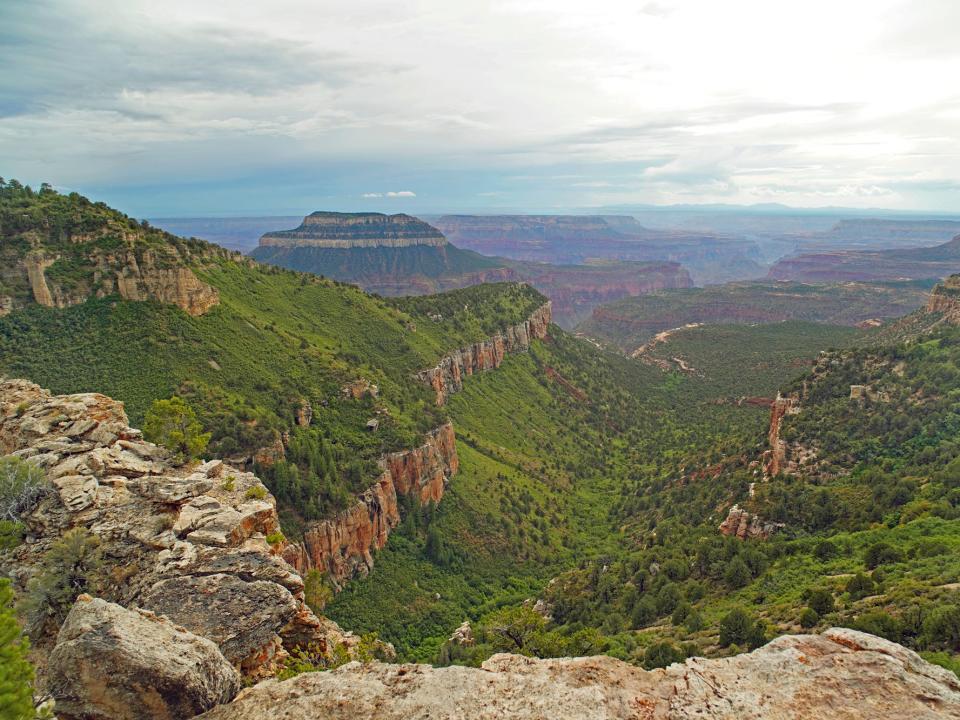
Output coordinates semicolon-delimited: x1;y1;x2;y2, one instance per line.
2;0;959;217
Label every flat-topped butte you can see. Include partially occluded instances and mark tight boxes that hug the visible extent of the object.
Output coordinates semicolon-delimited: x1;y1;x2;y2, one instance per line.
259;212;448;249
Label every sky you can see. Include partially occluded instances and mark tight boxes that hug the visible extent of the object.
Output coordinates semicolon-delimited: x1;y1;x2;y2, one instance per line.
2;0;960;216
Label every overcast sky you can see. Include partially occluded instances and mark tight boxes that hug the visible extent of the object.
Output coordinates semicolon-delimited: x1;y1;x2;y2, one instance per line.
2;0;959;216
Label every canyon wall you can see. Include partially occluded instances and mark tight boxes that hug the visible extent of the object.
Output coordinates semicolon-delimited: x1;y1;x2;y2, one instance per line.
417;302;553;405
926;274;960;322
14;246;220;316
282;423;459;587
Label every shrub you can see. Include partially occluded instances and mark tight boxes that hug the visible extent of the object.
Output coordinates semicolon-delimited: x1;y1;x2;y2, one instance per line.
303;569;333;614
684;610;704;633
814;540;838;560
723;556;751;589
719;607;765;648
143;396;210;463
921;606;960;652
864;542;903;569
845;572;876;601
847;611;903;644
671;601;691;626
799;608;819;629
245;485;268;500
0;457;49;522
643;641;686;669
265;531;285;546
631;597;657;628
21;528;102;638
0;578;35;720
806;589;835;616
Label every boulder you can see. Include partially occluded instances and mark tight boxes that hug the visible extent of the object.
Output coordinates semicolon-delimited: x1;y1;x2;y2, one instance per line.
139;573;298;668
197;628;960;720
48;596;240;720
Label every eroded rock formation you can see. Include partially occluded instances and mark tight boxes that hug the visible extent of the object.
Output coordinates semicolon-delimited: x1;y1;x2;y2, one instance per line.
283;423;458;587
719;504;783;540
197;628;960;720
0;379;355;685
763;393;799;477
926;274;960;323
417;302;552;405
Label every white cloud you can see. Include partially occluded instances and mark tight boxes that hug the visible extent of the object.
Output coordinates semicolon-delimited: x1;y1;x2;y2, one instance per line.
386;191;416;197
2;0;959;212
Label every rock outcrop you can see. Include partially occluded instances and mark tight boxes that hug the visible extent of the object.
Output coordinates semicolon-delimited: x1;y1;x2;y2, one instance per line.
719;504;783;540
417;302;552;405
259;212;447;249
763;393;799;477
926;274;960;323
48;595;241;720
283;423;458;587
198;628;960;720
0;379;354;685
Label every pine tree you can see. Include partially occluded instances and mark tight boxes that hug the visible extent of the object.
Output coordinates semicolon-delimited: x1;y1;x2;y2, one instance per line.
0;579;34;720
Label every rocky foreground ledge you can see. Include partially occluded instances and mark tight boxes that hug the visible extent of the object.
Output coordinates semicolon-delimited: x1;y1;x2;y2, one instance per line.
200;628;960;719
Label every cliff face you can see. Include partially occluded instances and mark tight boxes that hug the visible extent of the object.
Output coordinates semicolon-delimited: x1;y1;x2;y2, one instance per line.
198;628;960;720
926;274;960;322
9;241;221;316
260;212;447;249
417;302;552;405
283;423;458;587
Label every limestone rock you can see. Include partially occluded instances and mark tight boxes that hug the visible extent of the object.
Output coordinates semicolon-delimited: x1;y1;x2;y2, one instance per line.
48;596;240;720
198;628;960;720
259;212;448;249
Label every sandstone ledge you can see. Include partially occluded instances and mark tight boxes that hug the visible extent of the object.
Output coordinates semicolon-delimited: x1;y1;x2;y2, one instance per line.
199;628;960;720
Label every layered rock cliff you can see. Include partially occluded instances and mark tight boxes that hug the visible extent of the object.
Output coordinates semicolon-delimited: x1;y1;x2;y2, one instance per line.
282;423;458;587
417;302;553;405
926;274;960;323
198;628;960;720
259;212;447;249
0;380;356;685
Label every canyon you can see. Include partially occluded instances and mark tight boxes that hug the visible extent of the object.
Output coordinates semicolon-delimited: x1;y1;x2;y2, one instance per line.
432;214;766;285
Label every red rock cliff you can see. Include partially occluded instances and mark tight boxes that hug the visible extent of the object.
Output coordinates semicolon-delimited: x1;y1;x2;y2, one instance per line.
763;393;799;477
417;302;552;405
283;423;458;587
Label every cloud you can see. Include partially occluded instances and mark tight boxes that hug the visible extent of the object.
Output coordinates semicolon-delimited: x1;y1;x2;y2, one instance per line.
1;0;959;213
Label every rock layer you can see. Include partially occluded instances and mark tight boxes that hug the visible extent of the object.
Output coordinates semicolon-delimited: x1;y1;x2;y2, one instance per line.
417;302;552;405
198;628;960;720
283;423;458;587
926;274;960;323
763;393;799;477
260;212;447;249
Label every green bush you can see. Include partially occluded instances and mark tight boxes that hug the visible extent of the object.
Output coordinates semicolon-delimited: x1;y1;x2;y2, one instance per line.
806;589;835;616
0;579;35;720
845;572;876;601
864;542;903;569
21;528;102;638
719;608;765;649
921;606;960;652
143;396;211;463
643;641;686;669
799;608;819;629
